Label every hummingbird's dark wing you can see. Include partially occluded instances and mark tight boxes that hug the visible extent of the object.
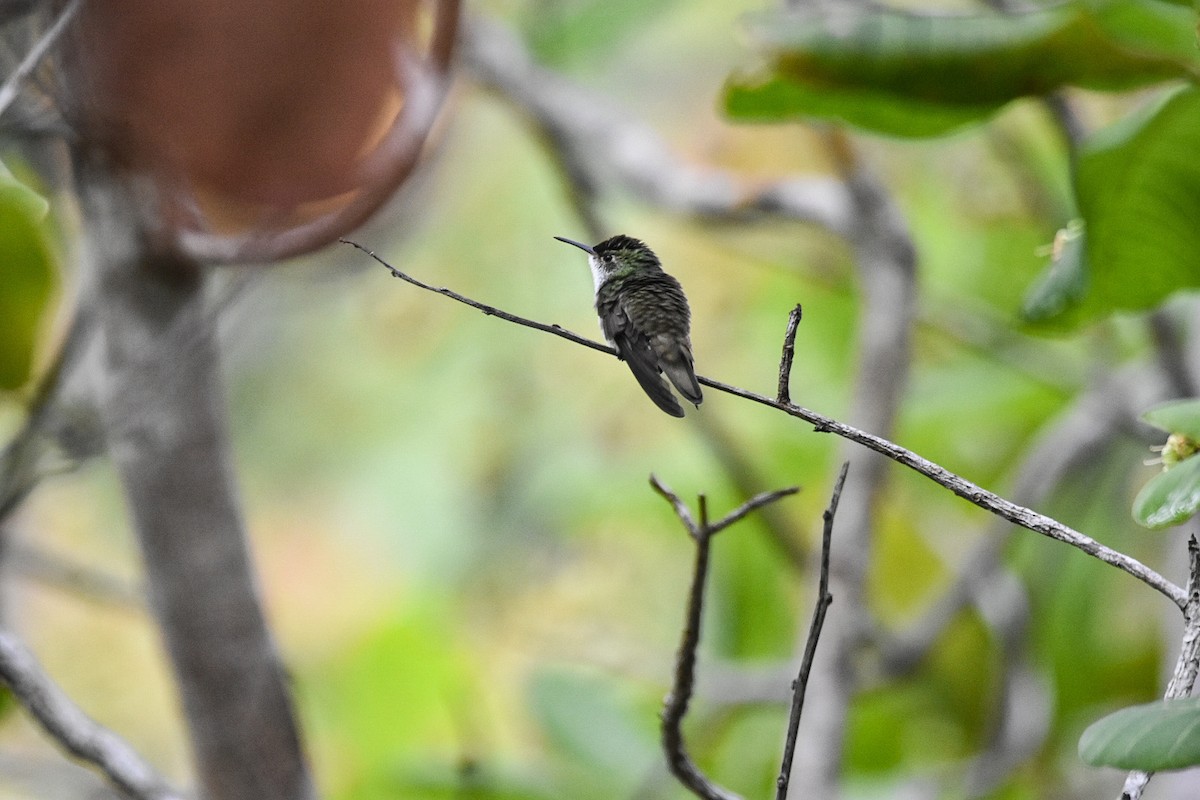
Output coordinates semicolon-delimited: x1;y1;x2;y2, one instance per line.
597;294;686;418
616;331;687;417
619;273;703;409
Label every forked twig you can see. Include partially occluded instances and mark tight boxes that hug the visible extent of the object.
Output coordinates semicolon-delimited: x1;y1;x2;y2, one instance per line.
651;475;800;800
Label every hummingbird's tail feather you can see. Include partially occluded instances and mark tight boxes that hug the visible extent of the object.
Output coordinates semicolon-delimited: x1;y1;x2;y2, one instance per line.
616;332;686;417
631;370;687;417
662;347;702;407
663;364;702;407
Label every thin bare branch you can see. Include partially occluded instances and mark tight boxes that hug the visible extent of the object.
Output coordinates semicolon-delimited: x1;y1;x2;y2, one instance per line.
776;305;802;406
342;238;614;356
707;486;800;537
344;241;1187;610
0;630;185;800
1165;535;1200;699
1148;309;1198;400
879;369;1132;677
0;0;81;120
776;461;846;800
1120;535;1200;800
704;373;1186;608
1040;93;1087;157
2;540;143;609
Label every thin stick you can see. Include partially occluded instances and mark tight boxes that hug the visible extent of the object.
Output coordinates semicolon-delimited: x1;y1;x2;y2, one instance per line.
4;541;143;609
706;487;801;537
777;304;802;405
650;475;699;538
0;631;185;800
776;462;847;800
344;240;1187;610
0;0;82;120
1164;535;1200;699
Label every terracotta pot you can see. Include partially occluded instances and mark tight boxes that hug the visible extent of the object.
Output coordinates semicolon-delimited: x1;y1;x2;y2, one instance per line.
65;0;458;260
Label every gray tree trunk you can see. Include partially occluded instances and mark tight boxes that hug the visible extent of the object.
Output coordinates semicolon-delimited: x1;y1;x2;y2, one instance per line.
78;157;316;800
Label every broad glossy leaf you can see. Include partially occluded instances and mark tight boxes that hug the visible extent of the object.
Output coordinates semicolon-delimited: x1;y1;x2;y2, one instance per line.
0;175;55;390
1142;399;1200;439
725;73;995;138
1080;697;1200;770
1070;85;1200;321
724;1;1195;136
1132;452;1200;528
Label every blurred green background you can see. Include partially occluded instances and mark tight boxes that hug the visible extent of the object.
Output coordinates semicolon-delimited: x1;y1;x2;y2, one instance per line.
1;0;1194;797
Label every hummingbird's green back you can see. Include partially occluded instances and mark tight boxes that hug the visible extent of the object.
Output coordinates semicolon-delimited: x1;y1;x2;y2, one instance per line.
557;233;703;417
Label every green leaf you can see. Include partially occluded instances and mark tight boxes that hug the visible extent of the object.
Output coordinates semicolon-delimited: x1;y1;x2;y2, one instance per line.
1093;0;1200;66
1142;399;1200;439
1023;84;1200;326
0;173;55;390
1132;452;1200;528
725;74;995;138
723;1;1196;136
1069;85;1200;321
1080;697;1200;770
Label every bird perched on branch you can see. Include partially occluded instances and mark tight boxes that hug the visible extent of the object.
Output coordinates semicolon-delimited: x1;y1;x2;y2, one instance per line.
555;234;702;418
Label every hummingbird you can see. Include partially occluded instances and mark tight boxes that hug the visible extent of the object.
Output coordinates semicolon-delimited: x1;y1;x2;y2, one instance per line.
555;234;703;418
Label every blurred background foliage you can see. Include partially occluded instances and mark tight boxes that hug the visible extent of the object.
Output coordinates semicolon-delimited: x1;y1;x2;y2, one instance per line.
1;0;1198;797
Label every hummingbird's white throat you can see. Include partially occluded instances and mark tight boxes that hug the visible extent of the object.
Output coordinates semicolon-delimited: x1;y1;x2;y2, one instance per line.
587;254;608;294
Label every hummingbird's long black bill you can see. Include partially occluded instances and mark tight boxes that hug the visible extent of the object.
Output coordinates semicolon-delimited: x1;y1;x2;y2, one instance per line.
553;236;596;255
